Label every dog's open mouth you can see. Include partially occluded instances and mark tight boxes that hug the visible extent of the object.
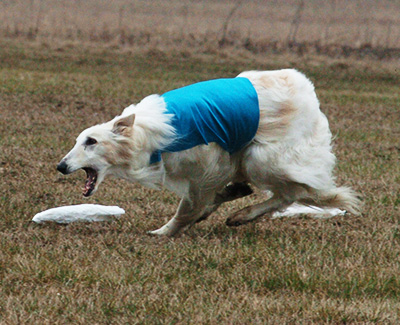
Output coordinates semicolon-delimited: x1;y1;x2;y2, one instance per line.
82;167;97;197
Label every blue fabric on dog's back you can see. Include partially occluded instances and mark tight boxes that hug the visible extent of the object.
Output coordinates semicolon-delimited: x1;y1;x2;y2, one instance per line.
151;77;259;164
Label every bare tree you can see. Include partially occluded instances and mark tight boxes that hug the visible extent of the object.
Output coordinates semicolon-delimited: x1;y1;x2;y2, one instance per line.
287;0;305;44
219;0;244;47
35;0;43;34
118;5;125;31
385;21;392;48
324;0;337;44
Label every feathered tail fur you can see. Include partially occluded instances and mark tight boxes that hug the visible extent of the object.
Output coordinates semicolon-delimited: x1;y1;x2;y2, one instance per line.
300;186;363;215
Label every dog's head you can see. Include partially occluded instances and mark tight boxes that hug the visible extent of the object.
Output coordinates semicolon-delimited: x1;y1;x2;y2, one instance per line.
57;114;138;197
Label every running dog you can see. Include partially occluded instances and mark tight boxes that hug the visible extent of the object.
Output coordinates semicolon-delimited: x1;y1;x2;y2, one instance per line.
57;69;361;236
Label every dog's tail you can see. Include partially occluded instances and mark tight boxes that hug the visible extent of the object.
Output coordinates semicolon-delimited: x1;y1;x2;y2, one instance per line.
300;186;362;215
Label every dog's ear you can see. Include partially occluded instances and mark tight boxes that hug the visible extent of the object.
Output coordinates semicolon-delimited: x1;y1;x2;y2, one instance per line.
112;114;135;135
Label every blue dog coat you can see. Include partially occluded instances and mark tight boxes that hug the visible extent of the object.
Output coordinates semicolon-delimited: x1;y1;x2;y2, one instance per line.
150;77;260;164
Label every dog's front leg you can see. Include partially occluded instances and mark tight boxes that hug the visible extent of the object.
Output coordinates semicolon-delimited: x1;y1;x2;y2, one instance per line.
148;198;193;237
149;186;214;237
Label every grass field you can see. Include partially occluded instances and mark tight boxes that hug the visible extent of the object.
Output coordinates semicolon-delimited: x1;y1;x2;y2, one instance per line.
0;39;399;323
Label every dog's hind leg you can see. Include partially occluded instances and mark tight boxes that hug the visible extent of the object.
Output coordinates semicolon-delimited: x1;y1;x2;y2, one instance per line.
226;194;291;227
196;182;253;224
225;182;310;227
149;185;216;237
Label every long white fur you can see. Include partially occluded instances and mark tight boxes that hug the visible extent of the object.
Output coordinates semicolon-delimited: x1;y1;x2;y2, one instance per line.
239;70;336;191
58;69;361;236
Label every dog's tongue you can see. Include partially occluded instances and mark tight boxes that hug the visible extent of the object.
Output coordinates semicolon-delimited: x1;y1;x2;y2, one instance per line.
82;168;97;197
83;181;94;197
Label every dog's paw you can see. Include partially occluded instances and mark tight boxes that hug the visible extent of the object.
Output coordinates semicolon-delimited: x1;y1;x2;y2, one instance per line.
226;207;256;227
147;224;178;237
147;228;166;236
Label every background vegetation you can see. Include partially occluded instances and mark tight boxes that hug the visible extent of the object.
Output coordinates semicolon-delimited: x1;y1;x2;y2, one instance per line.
0;0;399;323
1;0;400;59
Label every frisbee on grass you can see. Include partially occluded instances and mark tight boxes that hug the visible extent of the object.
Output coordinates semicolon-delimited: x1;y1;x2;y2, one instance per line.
32;204;125;224
272;203;346;219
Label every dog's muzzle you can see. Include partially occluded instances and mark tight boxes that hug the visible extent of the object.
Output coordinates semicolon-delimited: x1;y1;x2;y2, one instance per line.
57;160;70;175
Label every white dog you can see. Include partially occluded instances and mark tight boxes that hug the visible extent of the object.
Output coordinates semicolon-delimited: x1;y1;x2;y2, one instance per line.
57;69;361;236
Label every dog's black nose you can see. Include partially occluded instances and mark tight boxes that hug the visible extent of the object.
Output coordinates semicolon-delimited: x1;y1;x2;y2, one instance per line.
57;160;69;175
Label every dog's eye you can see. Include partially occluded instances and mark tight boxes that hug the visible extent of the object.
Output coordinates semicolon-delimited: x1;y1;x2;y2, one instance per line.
85;137;97;146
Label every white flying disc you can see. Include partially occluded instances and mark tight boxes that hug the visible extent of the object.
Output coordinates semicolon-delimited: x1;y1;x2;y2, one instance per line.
272;203;346;219
32;204;125;224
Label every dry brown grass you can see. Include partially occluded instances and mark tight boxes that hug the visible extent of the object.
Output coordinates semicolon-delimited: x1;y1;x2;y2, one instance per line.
0;39;399;323
1;0;400;59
